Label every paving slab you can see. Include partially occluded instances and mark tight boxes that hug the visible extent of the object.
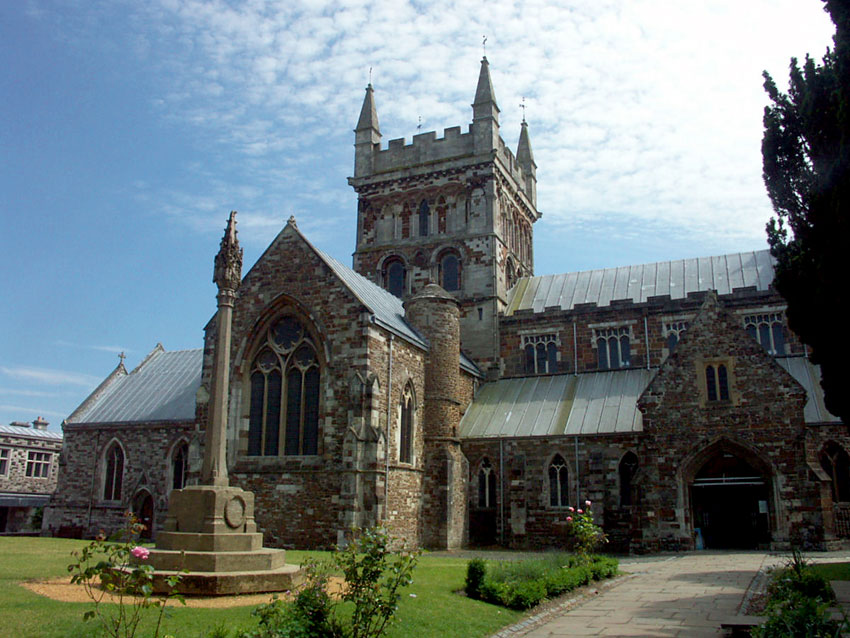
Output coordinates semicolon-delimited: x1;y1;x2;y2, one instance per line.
520;552;778;638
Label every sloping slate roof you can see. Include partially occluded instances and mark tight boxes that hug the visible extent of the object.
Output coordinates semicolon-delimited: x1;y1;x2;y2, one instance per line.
69;349;202;424
505;250;775;315
0;424;63;440
776;356;841;424
318;249;481;376
459;370;655;438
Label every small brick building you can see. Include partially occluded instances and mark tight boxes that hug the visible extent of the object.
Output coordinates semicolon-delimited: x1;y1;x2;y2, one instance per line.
46;58;845;552
1;419;62;533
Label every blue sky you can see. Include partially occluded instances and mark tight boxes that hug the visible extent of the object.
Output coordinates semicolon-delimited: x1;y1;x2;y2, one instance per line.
0;0;835;430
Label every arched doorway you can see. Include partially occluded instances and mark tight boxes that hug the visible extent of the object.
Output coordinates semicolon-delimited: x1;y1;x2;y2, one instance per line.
131;491;154;540
689;448;771;549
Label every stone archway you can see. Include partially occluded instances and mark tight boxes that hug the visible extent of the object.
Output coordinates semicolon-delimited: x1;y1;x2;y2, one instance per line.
683;440;773;550
131;490;154;540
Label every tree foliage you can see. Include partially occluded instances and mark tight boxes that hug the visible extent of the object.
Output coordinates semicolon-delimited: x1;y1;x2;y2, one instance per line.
762;0;850;424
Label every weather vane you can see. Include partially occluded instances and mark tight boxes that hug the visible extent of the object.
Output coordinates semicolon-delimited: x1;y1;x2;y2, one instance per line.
118;352;126;365
417;115;422;132
482;35;487;56
519;96;527;122
369;66;372;85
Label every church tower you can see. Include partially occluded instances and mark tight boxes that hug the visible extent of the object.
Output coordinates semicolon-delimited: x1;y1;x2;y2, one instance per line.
348;58;540;370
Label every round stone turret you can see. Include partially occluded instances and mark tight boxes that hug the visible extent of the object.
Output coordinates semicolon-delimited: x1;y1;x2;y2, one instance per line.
404;284;461;438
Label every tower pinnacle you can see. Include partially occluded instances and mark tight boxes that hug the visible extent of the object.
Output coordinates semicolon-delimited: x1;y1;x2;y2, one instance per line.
473;56;499;112
356;84;380;134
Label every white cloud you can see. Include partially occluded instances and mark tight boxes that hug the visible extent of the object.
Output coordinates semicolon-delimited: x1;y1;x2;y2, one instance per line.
0;366;102;388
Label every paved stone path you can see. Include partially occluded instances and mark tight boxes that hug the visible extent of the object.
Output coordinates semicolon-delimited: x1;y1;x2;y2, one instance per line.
521;552;779;638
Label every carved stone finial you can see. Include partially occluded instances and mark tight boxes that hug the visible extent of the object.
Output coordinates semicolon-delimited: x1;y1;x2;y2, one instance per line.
214;211;243;292
288;215;297;227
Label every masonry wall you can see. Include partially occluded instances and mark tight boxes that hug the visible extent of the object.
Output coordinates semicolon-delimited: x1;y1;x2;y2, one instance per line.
499;288;805;378
0;428;62;533
44;422;194;539
636;294;817;551
462;434;641;550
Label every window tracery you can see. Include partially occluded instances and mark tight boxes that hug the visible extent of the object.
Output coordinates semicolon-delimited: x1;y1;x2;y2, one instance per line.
523;334;558;374
744;312;786;355
248;315;321;457
821;442;850;503
548;454;569;507
593;326;631;370
478;457;496;508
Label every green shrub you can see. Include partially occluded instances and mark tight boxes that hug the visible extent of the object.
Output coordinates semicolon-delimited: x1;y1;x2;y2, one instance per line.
464;558;487;599
466;553;618;611
767;550;835;608
239;527;418;638
751;593;844;638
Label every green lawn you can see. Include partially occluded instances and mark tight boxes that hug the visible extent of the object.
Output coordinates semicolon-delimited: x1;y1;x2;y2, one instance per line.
0;537;525;638
810;562;850;582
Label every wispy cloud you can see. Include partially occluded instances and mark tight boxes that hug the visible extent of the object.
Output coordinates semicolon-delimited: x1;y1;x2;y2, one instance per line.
55;340;130;355
30;0;836;253
0;387;75;399
0;405;69;420
0;366;102;388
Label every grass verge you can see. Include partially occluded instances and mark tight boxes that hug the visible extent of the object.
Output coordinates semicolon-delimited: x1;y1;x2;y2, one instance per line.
0;537;525;638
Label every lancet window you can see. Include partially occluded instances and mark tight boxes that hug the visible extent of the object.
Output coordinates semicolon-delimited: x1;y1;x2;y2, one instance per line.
821;442;850;503
548;454;569;507
399;384;414;464
439;252;461;292
248;316;321;457
705;364;730;402
478;457;497;508
103;442;124;501
171;441;188;490
383;257;406;298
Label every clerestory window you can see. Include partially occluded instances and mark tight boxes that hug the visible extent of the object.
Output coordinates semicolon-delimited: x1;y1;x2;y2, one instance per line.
418;200;429;236
663;320;689;354
523;334;558;374
744;313;786;355
248;316;321;457
594;326;631;370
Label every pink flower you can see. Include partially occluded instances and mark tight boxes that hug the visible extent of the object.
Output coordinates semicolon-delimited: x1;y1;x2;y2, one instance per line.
568;506;575;512
131;546;150;560
577;509;584;514
585;500;592;507
566;516;573;522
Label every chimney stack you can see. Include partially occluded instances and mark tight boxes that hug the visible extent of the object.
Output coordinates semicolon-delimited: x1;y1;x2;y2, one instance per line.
32;416;49;430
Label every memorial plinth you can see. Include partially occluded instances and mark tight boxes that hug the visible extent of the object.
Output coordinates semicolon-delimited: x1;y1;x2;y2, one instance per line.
144;485;302;595
137;213;303;596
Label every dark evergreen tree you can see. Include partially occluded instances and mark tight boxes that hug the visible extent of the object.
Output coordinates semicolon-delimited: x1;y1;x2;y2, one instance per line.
762;0;850;424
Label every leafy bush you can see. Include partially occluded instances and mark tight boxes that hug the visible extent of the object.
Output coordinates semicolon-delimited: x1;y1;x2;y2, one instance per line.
67;512;184;638
564;501;607;556
752;549;847;638
464;558;486;599
240;527;419;638
751;593;844;638
465;554;618;610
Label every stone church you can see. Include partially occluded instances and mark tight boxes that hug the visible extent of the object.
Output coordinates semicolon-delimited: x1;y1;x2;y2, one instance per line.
45;58;845;553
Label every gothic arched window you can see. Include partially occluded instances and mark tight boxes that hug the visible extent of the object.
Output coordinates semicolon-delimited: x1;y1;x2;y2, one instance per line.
103;442;124;501
171;441;188;491
399;384;414;464
619;451;639;507
248;316;321;457
706;364;730;402
383;258;406;298
821;442;850;503
439;252;461;292
548;454;569;507
478;457;497;508
418;200;429;236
